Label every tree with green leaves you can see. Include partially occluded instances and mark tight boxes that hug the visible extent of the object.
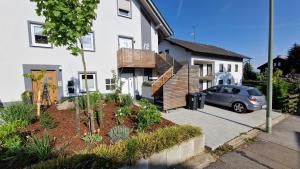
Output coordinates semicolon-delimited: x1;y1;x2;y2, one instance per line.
33;0;100;133
286;43;300;73
243;62;257;80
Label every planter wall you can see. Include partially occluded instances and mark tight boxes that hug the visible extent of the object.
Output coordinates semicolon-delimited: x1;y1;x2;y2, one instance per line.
121;135;205;169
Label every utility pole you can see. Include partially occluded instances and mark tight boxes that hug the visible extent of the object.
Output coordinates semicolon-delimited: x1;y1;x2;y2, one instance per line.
191;25;197;42
266;0;274;133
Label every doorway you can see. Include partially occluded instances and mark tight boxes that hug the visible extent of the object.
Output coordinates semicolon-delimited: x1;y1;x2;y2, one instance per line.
121;73;135;98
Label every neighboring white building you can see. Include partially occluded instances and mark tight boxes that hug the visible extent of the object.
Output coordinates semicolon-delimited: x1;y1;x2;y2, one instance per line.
0;0;173;104
159;38;250;90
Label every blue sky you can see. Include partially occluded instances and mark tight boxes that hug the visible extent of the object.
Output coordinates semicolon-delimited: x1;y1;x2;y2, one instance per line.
152;0;300;70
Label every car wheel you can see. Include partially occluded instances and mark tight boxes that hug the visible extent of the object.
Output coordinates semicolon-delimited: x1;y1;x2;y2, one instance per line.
233;102;247;113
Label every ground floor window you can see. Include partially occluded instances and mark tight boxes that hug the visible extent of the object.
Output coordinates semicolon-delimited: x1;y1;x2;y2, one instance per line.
105;79;116;91
207;80;212;88
199;80;204;90
79;73;97;92
227;79;232;84
219;80;223;85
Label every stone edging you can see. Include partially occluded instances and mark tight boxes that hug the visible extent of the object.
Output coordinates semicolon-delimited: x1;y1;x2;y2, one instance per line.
121;135;205;169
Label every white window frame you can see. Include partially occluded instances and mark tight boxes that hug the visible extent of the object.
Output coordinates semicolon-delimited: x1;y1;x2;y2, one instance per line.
118;36;134;49
79;72;97;92
29;22;52;48
117;0;132;18
228;64;232;72
235;64;239;72
105;79;116;91
219;64;224;72
78;32;95;52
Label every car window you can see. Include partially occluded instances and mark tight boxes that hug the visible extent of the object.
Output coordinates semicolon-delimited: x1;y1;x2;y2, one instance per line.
222;87;240;94
208;86;221;93
247;88;263;96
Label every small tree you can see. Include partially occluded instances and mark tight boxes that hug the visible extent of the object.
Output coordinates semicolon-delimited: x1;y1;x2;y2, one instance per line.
24;70;46;117
33;0;100;133
243;63;257;80
287;44;300;73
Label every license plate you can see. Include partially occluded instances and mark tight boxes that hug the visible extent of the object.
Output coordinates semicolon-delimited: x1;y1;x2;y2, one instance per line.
262;105;267;109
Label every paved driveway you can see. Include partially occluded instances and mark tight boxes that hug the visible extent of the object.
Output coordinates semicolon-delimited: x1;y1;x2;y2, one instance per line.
162;105;282;150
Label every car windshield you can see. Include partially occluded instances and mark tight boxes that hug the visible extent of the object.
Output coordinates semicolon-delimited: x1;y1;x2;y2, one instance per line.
247;88;263;96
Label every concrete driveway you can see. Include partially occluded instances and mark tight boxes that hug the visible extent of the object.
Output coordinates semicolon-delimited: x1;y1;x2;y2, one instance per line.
162;105;282;150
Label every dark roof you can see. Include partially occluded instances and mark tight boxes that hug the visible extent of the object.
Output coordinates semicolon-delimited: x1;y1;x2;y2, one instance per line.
257;56;287;70
166;38;250;59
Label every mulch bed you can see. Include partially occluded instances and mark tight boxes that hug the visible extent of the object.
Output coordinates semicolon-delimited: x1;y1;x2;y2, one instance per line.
20;101;175;155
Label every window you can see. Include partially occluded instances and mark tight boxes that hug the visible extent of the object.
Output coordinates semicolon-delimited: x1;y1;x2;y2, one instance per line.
222;87;240;94
219;64;224;72
219;80;223;85
278;62;281;66
80;32;95;51
165;49;170;54
208;86;221;93
117;0;132;18
105;79;116;91
228;64;232;72
247;89;263;96
79;73;97;92
29;22;52;48
118;36;134;49
235;64;239;72
199;80;204;90
207;80;212;88
227;79;231;84
207;64;213;75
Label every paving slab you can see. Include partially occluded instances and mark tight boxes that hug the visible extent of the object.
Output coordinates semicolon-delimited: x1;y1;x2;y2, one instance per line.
162;105;281;150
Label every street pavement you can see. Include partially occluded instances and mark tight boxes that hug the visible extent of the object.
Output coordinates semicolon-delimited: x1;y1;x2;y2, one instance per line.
163;105;281;150
205;115;300;169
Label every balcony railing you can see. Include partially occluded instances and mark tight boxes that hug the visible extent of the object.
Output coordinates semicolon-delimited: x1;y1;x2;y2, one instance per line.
117;48;156;68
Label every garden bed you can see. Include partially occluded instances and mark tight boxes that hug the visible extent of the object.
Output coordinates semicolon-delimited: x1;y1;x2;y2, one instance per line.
20;101;175;155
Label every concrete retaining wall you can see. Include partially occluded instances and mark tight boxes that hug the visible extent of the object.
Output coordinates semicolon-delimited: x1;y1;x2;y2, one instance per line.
121;135;205;169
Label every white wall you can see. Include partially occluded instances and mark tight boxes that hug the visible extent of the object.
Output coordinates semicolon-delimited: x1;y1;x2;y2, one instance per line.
159;40;192;63
0;0;159;103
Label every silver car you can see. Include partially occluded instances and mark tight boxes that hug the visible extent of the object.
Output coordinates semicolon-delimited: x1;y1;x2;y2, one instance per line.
204;85;266;113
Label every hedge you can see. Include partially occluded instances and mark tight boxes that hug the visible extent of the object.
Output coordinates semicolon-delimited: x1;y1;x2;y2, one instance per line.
28;125;202;169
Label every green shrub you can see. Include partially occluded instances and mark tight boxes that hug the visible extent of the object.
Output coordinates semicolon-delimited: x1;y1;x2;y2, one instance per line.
273;79;289;109
29;125;202;169
115;106;131;125
105;93;117;102
108;126;130;142
0;103;35;125
21;91;33;104
81;134;102;144
25;132;52;161
2;134;22;151
78;92;103;110
40;112;57;129
137;99;161;131
119;95;133;107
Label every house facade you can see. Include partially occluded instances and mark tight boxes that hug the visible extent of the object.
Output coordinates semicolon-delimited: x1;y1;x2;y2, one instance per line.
0;0;173;104
159;38;250;91
257;55;287;73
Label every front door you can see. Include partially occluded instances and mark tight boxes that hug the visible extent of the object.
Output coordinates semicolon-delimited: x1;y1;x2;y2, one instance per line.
31;70;58;104
121;73;135;98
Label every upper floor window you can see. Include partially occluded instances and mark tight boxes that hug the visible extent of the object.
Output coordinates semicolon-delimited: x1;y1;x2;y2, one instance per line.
207;64;213;75
118;0;132;18
228;64;232;72
80;32;95;52
118;36;134;49
29;22;52;48
219;64;224;72
235;64;239;72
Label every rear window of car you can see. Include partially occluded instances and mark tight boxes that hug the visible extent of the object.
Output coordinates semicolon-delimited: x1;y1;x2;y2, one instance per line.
247;88;263;96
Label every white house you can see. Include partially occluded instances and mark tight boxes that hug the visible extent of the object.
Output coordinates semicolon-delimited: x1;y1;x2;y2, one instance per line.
0;0;173;105
159;38;250;91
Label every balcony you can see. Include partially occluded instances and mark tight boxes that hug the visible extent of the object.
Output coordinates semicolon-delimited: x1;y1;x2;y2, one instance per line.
117;48;156;68
199;74;215;81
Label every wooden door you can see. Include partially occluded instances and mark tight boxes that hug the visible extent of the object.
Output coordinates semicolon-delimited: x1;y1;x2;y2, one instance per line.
31;70;58;104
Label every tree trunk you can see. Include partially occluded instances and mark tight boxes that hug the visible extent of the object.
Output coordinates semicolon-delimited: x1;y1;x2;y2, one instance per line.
79;39;95;133
75;96;80;135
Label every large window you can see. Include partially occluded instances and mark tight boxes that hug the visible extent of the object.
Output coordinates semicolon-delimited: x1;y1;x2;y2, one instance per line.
80;32;95;51
219;64;224;72
29;22;52;48
207;64;213;75
118;36;134;49
228;64;232;72
117;0;132;18
79;73;97;92
235;64;239;72
207;80;212;88
105;79;116;91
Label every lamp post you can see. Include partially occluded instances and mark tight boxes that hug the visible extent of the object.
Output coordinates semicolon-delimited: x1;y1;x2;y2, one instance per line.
266;0;274;133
